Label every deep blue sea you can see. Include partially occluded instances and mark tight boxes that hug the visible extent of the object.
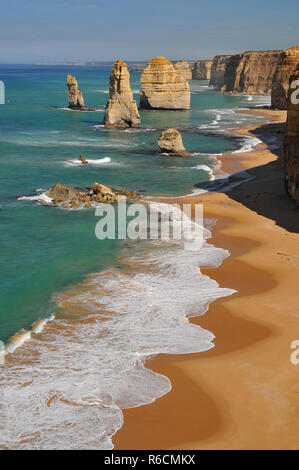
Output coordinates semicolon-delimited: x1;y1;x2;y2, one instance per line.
0;64;270;449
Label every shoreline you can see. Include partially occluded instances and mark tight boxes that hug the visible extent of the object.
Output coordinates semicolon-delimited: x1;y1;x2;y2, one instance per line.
114;108;299;449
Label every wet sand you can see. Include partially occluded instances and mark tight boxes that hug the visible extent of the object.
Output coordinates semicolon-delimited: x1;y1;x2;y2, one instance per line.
114;109;299;450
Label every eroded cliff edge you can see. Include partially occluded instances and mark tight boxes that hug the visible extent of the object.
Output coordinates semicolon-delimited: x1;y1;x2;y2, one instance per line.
285;66;299;203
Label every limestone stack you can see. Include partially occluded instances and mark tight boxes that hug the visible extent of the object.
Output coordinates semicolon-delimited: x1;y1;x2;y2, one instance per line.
173;61;192;80
284;67;299;203
104;59;140;128
66;74;85;109
222;50;282;94
192;60;213;80
158;129;190;157
210;55;232;88
271;45;299;110
140;57;190;110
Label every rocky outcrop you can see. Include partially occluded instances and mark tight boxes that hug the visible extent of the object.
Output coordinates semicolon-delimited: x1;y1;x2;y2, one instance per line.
192;60;213;80
66;74;85;109
222;50;282;94
173;61;192;80
39;182;142;208
158;128;190;157
104;59;141;128
78;155;88;165
284;67;299;203
140;57;190;110
271;45;299;109
210;55;231;89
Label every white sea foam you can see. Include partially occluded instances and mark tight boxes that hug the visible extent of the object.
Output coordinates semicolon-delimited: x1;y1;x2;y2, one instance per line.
64;157;112;167
18;192;53;204
233;136;262;154
0;202;235;450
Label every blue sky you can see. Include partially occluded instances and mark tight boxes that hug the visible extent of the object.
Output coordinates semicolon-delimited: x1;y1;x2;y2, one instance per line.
0;0;298;63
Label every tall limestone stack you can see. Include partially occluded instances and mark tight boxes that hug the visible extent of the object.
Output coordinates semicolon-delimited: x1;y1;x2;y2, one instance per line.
192;60;213;80
209;55;231;89
140;57;190;110
104;59;140;128
66;74;85;109
284;67;299;203
173;61;192;80
271;45;299;110
222;50;282;94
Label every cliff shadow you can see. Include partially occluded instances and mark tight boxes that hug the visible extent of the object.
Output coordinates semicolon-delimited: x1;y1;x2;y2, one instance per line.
194;121;299;233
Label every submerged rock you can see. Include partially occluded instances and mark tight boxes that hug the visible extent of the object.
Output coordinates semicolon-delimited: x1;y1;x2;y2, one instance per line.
140;57;190;110
104;59;140;128
158;128;190;157
66;74;85;110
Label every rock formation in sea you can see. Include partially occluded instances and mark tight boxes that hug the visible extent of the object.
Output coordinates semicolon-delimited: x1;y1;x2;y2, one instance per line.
209;55;232;89
173;60;192;80
284;66;299;203
66;74;85;109
192;60;213;80
271;45;299;110
140;57;190;110
158;128;191;157
222;50;282;94
42;182;141;208
104;59;141;128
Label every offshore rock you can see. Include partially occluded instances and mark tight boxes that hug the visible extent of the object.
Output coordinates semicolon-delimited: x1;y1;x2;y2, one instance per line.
210;55;232;89
173;60;192;80
140;57;190;110
66;74;85;109
104;59;140;128
192;60;213;80
158;128;190;157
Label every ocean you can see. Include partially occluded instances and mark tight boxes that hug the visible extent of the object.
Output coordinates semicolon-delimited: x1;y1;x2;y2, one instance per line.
0;64;270;449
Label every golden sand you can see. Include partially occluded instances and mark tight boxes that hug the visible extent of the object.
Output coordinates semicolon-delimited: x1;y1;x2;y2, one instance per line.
114;109;299;450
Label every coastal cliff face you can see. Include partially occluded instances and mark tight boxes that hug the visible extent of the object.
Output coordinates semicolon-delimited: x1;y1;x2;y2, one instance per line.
284;67;299;203
104;59;140;128
140;57;190;110
271;45;299;110
66;74;85;109
222;50;282;94
173;61;192;80
192;60;213;80
209;55;231;89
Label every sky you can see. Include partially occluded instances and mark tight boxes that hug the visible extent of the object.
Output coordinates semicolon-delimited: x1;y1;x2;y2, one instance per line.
0;0;298;63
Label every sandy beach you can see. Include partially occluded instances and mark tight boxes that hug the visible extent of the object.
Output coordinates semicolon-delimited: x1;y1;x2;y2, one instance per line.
114;108;299;450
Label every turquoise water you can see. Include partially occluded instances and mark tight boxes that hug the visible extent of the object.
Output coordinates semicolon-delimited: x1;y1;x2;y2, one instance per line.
0;65;268;342
0;65;271;449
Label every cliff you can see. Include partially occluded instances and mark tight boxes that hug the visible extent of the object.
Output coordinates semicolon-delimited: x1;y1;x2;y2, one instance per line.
222;50;282;94
66;74;85;109
104;59;140;128
284;66;299;203
140;57;190;110
209;55;231;89
192;60;213;80
271;45;299;110
173;61;192;80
